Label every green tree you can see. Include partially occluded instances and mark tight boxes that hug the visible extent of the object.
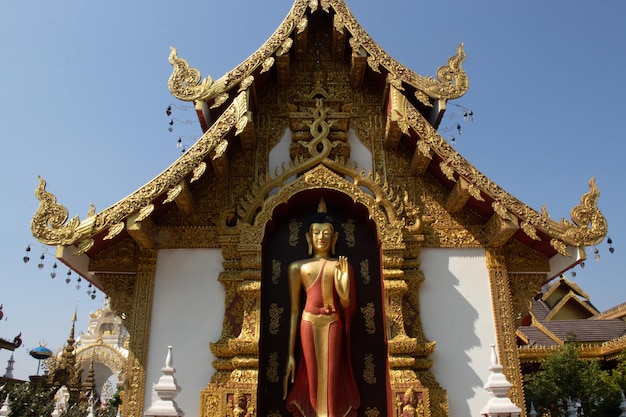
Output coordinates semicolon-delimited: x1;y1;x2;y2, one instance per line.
4;383;55;417
612;350;626;394
524;336;621;417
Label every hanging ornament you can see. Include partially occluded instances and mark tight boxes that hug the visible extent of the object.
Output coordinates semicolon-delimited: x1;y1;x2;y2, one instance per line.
37;253;45;270
594;247;600;261
50;262;57;279
23;245;31;263
607;237;615;254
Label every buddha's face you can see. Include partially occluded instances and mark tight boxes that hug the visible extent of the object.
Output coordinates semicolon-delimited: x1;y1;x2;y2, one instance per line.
308;222;336;254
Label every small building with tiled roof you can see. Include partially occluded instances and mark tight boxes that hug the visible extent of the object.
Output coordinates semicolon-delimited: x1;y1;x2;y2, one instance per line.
518;277;626;372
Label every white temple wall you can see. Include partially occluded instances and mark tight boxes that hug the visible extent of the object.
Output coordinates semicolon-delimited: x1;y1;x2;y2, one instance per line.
144;249;224;417
419;248;496;417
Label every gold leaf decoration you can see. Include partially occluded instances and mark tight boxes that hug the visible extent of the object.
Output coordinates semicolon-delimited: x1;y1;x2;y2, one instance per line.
266;352;279;383
261;57;275;73
104;222;125;240
271;259;281;284
360;259;371;285
288;219;302;246
238;75;254;93
31;177;83;246
191;162;206;183
467;183;484;201
74;238;94;256
136;204;154;222
164;184;183;204
360;302;376;334
414;90;432;107
364;408;380;417
520;221;540;241
296;16;308;34
276;38;293;57
341;218;355;247
492;201;508;219
268;303;283;335
417;141;432;158
550;238;570;257
561;177;608;246
167;47;214;101
363;353;376;384
439;162;455;181
210;93;229;109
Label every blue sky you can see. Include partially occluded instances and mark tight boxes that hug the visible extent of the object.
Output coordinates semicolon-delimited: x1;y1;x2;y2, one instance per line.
1;1;624;381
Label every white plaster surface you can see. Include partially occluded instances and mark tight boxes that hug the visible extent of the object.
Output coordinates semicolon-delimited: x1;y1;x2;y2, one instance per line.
419;248;496;417
144;249;224;417
348;128;373;174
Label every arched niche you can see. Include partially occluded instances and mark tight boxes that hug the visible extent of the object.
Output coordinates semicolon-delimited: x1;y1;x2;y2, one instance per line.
257;188;391;416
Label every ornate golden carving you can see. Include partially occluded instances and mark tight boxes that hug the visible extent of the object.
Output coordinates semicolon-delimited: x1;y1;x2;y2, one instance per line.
360;302;376;334
266;352;280;383
504;239;549;273
288;219;302;247
360;259;371;284
167;1;467;106
340;218;356;247
120;249;157;417
365;408;381;417
271;259;281;284
363;353;377;384
508;272;545;324
31;177;85;245
167;47;214;101
484;248;526;416
268;303;283;335
96;273;135;320
404;103;608;250
89;238;138;273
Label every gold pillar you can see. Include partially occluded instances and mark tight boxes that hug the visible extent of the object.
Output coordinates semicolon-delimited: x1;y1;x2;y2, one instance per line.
121;249;157;417
485;247;526;416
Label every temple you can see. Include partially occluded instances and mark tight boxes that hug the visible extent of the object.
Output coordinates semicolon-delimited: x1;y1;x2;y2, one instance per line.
518;277;626;373
30;1;607;416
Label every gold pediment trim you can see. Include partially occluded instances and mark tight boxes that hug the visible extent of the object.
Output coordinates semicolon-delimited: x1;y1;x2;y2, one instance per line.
31;92;244;248
168;0;468;103
519;334;626;362
238;163;406;251
400;92;607;250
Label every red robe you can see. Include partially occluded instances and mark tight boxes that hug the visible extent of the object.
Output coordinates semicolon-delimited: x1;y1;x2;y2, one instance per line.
286;261;360;417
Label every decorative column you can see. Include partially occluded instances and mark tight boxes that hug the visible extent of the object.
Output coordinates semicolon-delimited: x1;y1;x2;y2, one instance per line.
384;233;448;417
485;248;525;416
122;249;158;417
200;232;259;417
